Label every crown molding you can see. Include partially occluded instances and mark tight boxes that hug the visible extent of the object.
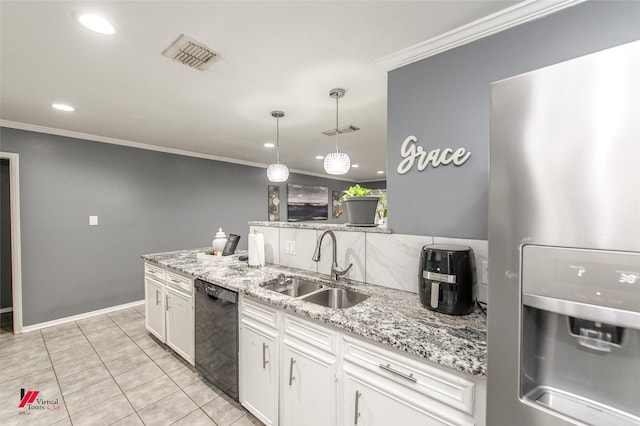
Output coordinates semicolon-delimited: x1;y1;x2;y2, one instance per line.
375;0;588;71
0;120;357;182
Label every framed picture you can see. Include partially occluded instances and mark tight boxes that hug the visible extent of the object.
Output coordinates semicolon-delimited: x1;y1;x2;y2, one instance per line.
268;185;280;221
287;184;328;221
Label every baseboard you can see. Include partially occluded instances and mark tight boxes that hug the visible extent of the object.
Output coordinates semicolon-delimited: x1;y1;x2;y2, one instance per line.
0;307;13;314
21;300;144;333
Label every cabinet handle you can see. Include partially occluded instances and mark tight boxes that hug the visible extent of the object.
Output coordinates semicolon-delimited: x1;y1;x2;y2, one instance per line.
354;390;361;425
289;357;296;386
378;363;417;383
262;343;269;369
166;294;169;311
155;289;160;305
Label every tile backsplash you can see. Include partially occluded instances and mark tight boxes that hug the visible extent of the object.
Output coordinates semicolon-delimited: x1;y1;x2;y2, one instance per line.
249;225;488;304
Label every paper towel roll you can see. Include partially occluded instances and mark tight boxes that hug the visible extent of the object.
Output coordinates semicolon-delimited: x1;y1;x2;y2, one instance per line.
248;232;265;268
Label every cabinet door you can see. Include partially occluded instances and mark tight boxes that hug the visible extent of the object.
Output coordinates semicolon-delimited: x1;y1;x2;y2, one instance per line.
165;287;194;364
145;278;165;342
239;319;278;426
281;339;336;426
343;372;466;426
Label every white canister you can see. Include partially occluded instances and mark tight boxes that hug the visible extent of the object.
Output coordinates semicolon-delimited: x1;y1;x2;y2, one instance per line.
212;228;228;254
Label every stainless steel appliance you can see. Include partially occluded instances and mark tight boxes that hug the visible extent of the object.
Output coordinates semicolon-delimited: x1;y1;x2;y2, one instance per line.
488;41;640;426
194;279;239;400
419;244;476;315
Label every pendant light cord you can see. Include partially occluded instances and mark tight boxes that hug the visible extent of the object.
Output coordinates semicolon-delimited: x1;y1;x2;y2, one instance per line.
335;94;340;153
276;115;280;164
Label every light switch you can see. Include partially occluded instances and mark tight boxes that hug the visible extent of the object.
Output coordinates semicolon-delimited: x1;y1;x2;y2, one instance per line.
286;240;296;255
481;260;489;284
89;216;98;226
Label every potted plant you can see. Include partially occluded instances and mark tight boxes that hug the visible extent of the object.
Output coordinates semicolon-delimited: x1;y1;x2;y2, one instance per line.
341;184;381;226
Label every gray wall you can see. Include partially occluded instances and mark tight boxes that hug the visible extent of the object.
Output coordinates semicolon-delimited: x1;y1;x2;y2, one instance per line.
387;0;640;239
0;127;354;325
1;159;11;309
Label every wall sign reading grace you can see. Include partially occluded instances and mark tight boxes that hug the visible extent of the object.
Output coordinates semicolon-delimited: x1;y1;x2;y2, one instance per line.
397;135;471;175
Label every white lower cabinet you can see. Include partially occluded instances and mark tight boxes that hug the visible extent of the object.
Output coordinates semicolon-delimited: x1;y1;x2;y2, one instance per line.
144;278;165;341
144;262;194;365
238;295;486;426
239;297;280;426
165;286;194;364
281;315;337;426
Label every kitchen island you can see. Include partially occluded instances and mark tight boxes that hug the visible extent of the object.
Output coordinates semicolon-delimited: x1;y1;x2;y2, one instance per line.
142;248;487;377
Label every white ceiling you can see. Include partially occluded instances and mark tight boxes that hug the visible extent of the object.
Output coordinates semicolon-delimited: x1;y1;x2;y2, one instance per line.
0;1;520;181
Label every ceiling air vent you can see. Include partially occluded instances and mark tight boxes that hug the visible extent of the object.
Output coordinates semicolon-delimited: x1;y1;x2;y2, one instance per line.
322;125;360;136
162;34;218;71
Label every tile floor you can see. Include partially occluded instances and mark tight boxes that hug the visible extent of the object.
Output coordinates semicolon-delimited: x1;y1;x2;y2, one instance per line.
0;306;262;426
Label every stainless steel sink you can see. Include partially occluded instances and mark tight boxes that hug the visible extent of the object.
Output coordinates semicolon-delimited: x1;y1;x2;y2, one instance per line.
261;277;324;297
300;287;369;309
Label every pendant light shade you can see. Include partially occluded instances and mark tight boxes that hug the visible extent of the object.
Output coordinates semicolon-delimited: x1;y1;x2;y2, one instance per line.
324;88;351;175
324;152;350;175
267;111;289;182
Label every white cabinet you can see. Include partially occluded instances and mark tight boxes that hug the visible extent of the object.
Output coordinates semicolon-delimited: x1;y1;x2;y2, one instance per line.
239;297;279;426
144;262;194;365
238;295;486;426
166;286;194;363
342;335;483;426
281;315;337;426
144;278;165;341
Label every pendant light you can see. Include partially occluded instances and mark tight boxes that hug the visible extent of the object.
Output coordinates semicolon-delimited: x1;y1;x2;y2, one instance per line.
267;110;289;182
324;88;351;175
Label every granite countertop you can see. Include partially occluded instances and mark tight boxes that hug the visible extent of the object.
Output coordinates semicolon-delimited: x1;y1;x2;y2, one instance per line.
248;221;392;234
142;248;487;378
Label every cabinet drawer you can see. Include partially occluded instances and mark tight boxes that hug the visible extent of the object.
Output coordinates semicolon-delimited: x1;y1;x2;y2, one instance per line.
166;271;193;294
284;314;337;355
145;262;165;282
343;335;475;415
241;296;279;329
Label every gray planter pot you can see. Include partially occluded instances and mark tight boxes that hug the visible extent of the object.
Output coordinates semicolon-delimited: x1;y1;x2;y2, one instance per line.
343;196;380;226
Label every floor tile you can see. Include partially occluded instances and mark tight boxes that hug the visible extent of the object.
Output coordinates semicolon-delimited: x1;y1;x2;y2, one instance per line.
41;323;82;341
123;374;179;411
48;343;96;367
58;364;112;396
95;340;142;363
166;364;202;389
113;361;164;391
76;314;115;332
231;413;265;426
137;389;198;426
0;334;46;359
182;378;223;407
0;368;61;422
44;334;89;355
64;377;122;415
83;325;127;343
90;333;132;352
0;357;52;384
105;350;151;377
173;408;217;425
111;413;145;425
201;393;247;426
153;351;188;374
52;351;102;379
70;393;134;426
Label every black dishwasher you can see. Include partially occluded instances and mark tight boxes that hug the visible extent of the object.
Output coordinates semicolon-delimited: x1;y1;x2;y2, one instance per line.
194;279;238;400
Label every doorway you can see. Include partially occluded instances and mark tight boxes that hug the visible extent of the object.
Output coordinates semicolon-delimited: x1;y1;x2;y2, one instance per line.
0;152;22;334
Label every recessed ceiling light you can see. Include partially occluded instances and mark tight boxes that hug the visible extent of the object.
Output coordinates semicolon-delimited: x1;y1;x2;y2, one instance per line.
315;155;324;160
377;170;384;174
351;164;359;168
52;103;75;112
76;13;116;35
264;143;275;148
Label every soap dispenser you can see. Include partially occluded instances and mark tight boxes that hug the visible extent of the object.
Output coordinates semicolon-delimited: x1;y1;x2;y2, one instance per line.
212;228;228;254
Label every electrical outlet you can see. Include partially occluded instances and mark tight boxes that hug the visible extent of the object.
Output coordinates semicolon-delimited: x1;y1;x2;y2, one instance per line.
481;260;489;285
286;240;296;255
89;216;98;226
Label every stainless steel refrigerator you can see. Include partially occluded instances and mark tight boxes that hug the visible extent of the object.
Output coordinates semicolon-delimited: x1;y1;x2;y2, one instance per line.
487;41;640;426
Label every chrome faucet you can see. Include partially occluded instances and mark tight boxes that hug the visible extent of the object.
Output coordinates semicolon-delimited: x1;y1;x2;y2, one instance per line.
312;230;353;280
